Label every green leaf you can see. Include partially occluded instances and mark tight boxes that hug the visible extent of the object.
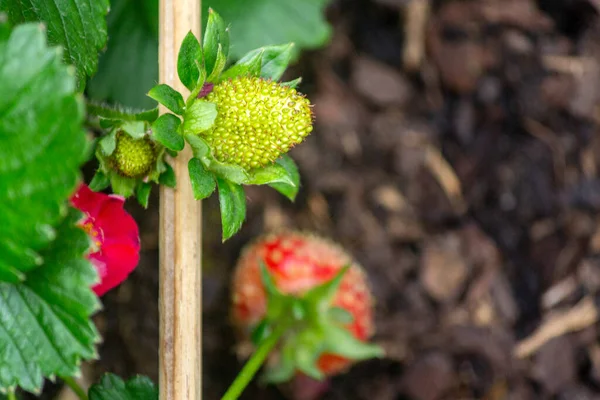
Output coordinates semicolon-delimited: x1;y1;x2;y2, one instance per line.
87;101;159;122
185;134;212;160
203;8;229;78
110;174;136;198
328;307;354;324
246;162;296;186
159;163;176;188
177;31;203;91
323;325;384;361
182;100;217;135
188;158;216;200
87;0;159;109
98;131;117;156
203;0;331;60
89;171;111;192
218;48;264;82
0;23;88;282
152;114;184;152
269;155;301;201
281;77;302;89
89;374;158;400
0;0;109;87
216;177;246;241
136;182;152;208
0;210;101;393
305;266;349;309
121;121;147;140
237;44;294;81
147;84;185;115
206;44;227;82
209;161;249;185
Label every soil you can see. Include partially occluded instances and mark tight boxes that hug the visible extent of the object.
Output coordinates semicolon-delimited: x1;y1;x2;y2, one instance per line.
51;0;600;399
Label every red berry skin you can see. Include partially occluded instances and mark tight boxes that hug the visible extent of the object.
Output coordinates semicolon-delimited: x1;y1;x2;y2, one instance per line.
231;232;375;376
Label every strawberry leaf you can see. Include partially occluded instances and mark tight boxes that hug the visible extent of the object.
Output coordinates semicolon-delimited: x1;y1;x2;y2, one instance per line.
269;155;301;201
218;49;264;81
216;177;246;241
182;100;217;135
147;84;185;115
87;0;158;109
136;182;153;209
204;0;331;60
151;114;184;152
0;210;101;393
203;9;229;78
177;31;203;91
89;374;158;400
0;0;109;87
0;23;88;282
246;162;297;187
236;44;294;81
188;158;216;200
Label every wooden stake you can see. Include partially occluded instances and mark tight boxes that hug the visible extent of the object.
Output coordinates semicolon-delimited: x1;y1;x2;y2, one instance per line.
158;1;202;399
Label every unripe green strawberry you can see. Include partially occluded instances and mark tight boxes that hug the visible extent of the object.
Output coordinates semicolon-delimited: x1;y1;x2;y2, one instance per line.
231;231;381;379
110;132;157;178
203;77;313;170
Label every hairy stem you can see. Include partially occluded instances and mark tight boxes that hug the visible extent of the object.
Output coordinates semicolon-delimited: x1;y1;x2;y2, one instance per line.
62;376;88;400
221;324;287;400
7;389;16;400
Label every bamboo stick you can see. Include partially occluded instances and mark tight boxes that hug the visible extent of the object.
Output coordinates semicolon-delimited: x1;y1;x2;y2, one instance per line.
158;1;202;399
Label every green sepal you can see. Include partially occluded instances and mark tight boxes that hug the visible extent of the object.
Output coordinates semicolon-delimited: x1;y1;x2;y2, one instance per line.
262;342;296;384
281;78;302;89
188;157;216;200
304;266;349;310
87;101;159;122
110;174;137;197
188;65;208;105
120;121;147;139
216;177;246;241
159;163;176;188
246;162;296;187
322;325;384;361
136;182;152;208
151;113;184;152
203;8;229;78
206;44;227;82
89;170;111;191
239;44;294;81
328;307;354;325
182;100;217;135
147;84;185;115
269;155;300;201
177;31;203;91
98;130;117;156
219;49;263;82
186;134;249;184
255;264;383;384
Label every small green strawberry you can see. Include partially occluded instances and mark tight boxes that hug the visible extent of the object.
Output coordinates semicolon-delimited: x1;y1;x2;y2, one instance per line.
201;76;313;170
110;132;157;178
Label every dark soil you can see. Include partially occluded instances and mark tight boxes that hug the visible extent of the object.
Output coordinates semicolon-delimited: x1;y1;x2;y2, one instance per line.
90;0;600;399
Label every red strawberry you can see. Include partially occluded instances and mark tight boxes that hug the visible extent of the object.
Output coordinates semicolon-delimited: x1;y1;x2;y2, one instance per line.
231;232;383;381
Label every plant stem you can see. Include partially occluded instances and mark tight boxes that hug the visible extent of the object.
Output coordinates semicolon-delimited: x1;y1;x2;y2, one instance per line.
62;376;88;400
221;325;287;400
7;389;16;400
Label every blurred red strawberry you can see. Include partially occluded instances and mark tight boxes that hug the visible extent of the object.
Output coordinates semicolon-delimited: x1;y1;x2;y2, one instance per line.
231;231;383;381
71;184;140;296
